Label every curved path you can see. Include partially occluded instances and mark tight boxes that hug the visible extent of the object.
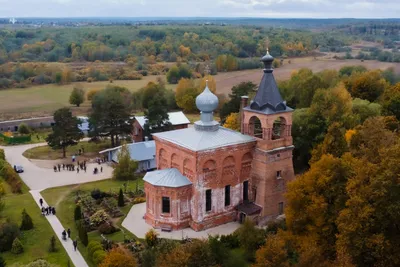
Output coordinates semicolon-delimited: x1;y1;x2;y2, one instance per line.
1;142;113;191
1;142;114;267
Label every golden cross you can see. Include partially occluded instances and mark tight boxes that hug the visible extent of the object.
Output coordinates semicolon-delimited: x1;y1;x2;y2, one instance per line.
265;38;270;54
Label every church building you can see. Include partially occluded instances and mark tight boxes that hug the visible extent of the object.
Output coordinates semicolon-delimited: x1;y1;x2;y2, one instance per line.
143;51;295;231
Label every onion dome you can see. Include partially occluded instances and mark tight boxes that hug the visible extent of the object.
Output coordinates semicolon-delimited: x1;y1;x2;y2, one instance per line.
261;49;274;73
195;81;219;113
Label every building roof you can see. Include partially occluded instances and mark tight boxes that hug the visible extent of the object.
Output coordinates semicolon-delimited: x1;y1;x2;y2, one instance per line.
143;168;192;188
237;202;262;215
99;140;156;162
248;52;291;115
134;111;190;129
0;116;53;124
153;126;256;152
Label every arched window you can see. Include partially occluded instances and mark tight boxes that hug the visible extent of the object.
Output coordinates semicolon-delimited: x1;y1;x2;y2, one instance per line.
203;160;217;181
241;152;252;178
222;156;235;176
249;116;263;138
159;148;168;169
183;158;194;180
272;117;286;140
171;153;179;170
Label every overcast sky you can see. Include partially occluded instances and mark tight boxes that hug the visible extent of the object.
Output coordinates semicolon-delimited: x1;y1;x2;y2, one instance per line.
0;0;399;18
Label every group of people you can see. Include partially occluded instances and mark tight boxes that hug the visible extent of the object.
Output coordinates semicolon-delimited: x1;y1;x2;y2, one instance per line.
39;198;56;215
53;161;88;173
38;198;79;251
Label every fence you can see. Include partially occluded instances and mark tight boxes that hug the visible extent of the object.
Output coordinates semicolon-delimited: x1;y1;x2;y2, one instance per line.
0;133;31;144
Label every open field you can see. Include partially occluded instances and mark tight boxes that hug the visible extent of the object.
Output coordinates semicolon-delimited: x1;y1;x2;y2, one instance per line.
0;75;173;120
41;178;143;267
0;57;398;119
214;57;399;95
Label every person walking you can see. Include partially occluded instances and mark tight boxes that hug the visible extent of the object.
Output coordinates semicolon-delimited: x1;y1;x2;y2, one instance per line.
52;207;56;215
62;163;65;170
39;198;43;207
67;228;71;239
62;230;67;241
45;207;49;215
73;239;78;251
57;164;61;172
100;166;103;173
77;167;79;174
41;206;45;216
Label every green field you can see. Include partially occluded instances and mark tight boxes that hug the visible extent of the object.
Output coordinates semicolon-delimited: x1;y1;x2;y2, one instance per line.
0;76;174;120
1;181;72;266
41;178;143;267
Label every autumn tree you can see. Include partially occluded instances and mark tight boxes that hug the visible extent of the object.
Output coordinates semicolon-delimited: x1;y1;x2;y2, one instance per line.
254;234;290;267
351;98;381;124
46;108;83;158
343;70;388;102
310;122;348;164
69;85;85;107
285;154;352;259
113;145;138;181
381;82;400;120
223;113;240;131
99;247;137;267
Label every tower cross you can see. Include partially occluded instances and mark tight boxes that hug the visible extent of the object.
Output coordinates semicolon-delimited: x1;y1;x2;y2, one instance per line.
265;38;270;54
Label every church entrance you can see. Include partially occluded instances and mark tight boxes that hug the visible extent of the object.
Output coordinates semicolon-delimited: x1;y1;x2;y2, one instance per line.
239;212;246;223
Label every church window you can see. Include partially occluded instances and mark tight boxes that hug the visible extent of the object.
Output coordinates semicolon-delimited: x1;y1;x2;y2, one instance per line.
279;202;284;215
277;170;282;179
162;197;170;213
249;116;263;138
243;181;249;201
206;189;212;212
225;185;231;206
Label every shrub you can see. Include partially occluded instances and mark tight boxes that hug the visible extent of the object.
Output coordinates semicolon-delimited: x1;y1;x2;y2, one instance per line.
26;259;58;267
0;222;20;252
88;241;103;259
90;210;109;227
0;149;4;160
93;249;107;265
0;255;5;267
87;89;100;101
20;209;34;230
98;222;119;235
145;229;159;248
18;123;31;135
220;233;240;249
0;159;23;193
118;188;124;207
74;205;82;221
91;189;110;200
87;77;94;83
49;235;57;252
132;197;146;204
11;237;23;254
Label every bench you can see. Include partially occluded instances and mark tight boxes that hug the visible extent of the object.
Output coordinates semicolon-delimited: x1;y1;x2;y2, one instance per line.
160;224;172;232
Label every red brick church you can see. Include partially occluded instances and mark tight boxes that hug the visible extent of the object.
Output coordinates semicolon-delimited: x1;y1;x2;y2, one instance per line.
143;51;295;231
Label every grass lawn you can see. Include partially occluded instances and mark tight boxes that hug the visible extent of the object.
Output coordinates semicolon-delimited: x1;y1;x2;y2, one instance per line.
41;178;143;267
23;140;111;160
0;76;175;120
0;182;72;266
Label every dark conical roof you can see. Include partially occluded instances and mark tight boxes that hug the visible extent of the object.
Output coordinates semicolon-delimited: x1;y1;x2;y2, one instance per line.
247;51;292;114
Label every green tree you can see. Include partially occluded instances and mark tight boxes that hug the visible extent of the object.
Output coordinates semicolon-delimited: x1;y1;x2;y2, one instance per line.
175;78;198;112
0;255;5;267
118;188;124;207
11;237;23;254
90;86;132;147
76;220;88;246
236;219;266;260
20;209;34;230
49;235;57;252
46;108;83;158
74;205;82;221
69;86;85;107
381;83;400;120
143;92;172;137
18;123;30;135
344;70;388;102
220;81;257;123
352;98;382;124
0;221;20;252
113;145;138;181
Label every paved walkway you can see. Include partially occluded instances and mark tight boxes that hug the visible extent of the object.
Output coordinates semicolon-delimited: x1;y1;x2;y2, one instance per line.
122;203;241;240
1;143;112;190
30;190;88;267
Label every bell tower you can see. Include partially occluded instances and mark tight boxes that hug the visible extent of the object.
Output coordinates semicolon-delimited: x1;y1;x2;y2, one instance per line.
241;49;295;221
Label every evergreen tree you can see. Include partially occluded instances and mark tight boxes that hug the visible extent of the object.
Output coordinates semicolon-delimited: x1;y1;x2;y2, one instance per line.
20;209;33;230
11;237;23;254
49;235;57;252
74;205;82;221
46;108;84;158
118;188;124;207
76;220;88;246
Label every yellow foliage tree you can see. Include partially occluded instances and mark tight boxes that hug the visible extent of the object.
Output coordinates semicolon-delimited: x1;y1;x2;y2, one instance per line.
198;75;216;93
175;78;198;112
223;113;240;131
344;129;356;145
87;89;100;101
156;245;190;267
253;234;289;267
99;247;137;267
179;45;191;58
